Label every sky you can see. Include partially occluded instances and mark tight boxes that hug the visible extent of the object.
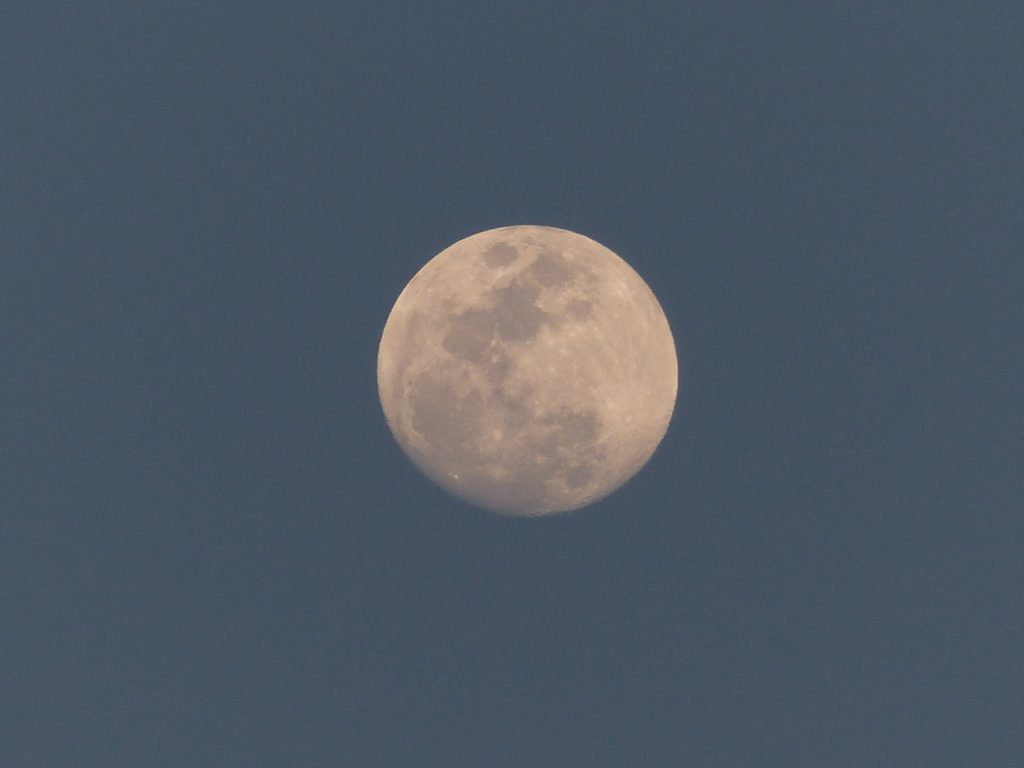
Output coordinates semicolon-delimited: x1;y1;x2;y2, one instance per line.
3;2;1022;766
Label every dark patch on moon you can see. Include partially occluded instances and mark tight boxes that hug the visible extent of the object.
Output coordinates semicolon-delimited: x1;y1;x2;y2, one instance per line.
442;279;549;362
484;352;512;385
567;298;593;320
483;242;518;267
493;280;546;341
442;307;494;361
528;251;575;287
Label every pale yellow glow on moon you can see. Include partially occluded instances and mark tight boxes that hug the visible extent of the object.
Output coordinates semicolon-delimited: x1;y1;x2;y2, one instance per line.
377;225;678;516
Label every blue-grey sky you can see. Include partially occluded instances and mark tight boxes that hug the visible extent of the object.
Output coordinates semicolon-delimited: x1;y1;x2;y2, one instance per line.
3;2;1022;766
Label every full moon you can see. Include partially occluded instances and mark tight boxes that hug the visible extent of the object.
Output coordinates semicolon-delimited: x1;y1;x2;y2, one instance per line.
377;225;678;516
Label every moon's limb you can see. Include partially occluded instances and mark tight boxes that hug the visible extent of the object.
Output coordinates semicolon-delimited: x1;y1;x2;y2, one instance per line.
377;225;678;516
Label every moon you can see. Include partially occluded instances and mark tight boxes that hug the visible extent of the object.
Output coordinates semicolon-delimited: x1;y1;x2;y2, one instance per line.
377;225;678;516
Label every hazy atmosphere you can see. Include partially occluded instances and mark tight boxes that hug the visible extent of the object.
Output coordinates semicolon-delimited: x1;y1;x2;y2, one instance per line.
4;3;1022;766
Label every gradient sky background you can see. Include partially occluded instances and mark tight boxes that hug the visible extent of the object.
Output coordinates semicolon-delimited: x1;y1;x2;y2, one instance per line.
3;3;1022;766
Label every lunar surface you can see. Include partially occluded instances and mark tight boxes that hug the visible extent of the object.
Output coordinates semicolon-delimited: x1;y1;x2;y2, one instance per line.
377;225;678;516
